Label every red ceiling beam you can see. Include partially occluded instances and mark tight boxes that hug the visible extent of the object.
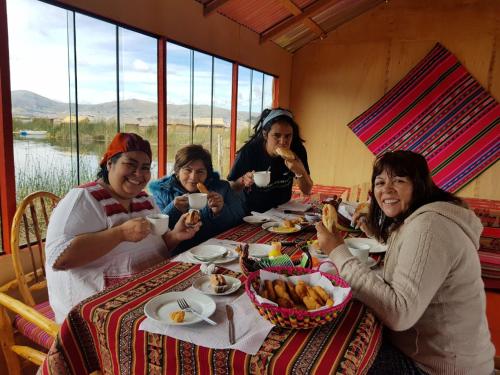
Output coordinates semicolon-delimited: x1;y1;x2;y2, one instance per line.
157;38;167;178
0;0;16;253
260;0;337;43
278;0;327;38
203;0;231;16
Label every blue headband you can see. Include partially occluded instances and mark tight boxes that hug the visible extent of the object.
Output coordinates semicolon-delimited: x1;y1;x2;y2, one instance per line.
262;109;293;129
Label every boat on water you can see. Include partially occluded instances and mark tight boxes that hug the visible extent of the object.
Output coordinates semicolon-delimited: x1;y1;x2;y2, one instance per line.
19;130;48;137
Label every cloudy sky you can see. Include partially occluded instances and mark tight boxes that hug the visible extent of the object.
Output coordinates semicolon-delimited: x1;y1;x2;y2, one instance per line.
6;0;272;110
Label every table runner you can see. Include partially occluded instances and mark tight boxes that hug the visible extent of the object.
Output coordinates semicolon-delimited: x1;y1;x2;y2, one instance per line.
348;42;500;193
42;223;383;375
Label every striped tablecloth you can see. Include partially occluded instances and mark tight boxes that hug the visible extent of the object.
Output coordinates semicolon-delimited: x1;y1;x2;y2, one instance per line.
41;223;383;375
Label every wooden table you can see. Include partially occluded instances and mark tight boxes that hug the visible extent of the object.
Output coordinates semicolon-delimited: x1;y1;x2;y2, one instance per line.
41;223;382;375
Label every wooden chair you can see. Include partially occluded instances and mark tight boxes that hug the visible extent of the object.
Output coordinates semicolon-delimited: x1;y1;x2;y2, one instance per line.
340;182;371;202
0;191;60;374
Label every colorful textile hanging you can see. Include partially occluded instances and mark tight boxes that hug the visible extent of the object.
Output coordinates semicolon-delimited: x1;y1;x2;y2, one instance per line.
348;43;500;192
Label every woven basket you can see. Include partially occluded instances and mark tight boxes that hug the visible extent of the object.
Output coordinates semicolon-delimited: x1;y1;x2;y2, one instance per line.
245;266;352;329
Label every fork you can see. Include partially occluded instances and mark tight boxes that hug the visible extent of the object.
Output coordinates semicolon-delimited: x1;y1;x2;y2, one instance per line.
177;298;217;325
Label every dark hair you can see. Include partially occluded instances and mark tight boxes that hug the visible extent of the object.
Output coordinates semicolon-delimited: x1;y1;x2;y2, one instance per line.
367;150;466;242
173;144;213;176
97;153;123;184
237;107;305;154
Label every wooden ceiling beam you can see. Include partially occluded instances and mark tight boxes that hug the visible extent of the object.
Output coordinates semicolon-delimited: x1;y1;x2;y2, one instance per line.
203;0;231;16
261;0;337;43
278;0;326;37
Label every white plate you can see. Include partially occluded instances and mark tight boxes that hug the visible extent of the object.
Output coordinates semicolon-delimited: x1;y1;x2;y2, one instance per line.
192;275;242;296
189;244;227;261
345;238;387;254
248;243;272;258
261;221;301;234
144;291;216;325
185;250;238;264
243;215;269;224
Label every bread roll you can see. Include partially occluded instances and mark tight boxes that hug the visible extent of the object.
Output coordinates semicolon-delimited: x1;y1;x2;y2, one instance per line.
185;209;201;226
275;147;295;161
197;182;209;194
322;203;337;233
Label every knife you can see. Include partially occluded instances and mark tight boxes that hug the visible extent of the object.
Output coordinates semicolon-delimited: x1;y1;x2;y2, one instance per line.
226;304;235;345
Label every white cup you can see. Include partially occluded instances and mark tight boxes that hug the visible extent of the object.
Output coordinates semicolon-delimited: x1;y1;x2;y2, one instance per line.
146;213;169;236
253;171;271;187
188;193;208;210
348;243;370;263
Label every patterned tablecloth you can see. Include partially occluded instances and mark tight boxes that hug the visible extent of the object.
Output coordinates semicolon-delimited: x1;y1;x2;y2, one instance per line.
41;223;383;375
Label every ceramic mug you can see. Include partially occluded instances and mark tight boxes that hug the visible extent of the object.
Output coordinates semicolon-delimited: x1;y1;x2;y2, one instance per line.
147;213;169;236
253;171;271;187
348;243;370;263
188;193;208;210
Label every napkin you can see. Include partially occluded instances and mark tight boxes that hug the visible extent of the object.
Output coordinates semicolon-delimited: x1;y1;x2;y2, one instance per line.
277;201;312;212
139;292;274;355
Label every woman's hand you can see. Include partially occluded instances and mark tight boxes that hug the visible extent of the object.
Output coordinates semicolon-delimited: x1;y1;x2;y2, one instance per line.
240;171;255;188
119;218;151;242
207;192;224;215
284;157;307;178
173;194;189;213
351;212;373;237
315;222;344;256
171;212;201;241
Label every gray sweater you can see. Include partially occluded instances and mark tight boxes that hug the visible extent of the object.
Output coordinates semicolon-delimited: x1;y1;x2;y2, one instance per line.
329;201;495;375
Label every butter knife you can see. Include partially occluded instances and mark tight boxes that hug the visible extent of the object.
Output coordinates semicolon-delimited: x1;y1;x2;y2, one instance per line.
226;304;235;345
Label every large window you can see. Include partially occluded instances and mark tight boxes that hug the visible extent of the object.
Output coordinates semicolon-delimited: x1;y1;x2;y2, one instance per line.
7;0;158;201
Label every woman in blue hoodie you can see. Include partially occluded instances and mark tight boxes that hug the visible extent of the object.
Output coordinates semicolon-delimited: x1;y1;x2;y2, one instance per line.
149;144;245;253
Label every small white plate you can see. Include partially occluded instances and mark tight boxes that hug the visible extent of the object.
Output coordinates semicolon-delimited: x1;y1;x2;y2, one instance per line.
262;221;301;234
185;250;238;264
144;291;216;325
189;244;227;261
248;243;272;258
192;275;242;296
243;215;269;224
345;238;387;254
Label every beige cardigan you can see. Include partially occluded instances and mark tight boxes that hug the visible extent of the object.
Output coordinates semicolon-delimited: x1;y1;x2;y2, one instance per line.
329;202;494;375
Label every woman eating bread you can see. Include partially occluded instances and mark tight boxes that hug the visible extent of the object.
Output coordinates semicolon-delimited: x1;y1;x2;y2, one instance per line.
227;108;313;213
149;144;246;253
316;150;494;374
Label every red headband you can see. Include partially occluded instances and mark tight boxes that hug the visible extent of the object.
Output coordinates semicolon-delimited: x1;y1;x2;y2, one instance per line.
100;133;152;167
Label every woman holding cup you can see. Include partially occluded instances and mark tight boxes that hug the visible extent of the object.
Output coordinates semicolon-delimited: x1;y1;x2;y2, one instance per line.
227;108;313;213
316;151;494;374
149;144;246;252
45;133;200;323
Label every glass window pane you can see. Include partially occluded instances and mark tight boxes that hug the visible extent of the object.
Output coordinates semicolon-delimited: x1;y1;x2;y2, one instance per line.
166;42;192;174
75;13;117;182
8;0;79;200
251;71;264;126
212;58;232;177
236;66;251;151
192;51;212;152
263;74;274;109
118;28;158;176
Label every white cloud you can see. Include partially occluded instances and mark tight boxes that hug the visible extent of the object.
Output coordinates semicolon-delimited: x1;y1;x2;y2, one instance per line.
132;59;150;72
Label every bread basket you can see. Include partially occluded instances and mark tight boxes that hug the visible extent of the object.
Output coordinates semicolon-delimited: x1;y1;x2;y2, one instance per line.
245;266;352;329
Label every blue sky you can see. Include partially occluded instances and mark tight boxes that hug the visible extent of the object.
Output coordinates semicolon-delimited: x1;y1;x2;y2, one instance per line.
6;0;273;110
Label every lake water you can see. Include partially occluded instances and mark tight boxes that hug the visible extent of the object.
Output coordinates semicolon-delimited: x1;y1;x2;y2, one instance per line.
14;136;160;199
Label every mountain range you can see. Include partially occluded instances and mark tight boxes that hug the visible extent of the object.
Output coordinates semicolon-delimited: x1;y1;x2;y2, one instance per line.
11;90;253;124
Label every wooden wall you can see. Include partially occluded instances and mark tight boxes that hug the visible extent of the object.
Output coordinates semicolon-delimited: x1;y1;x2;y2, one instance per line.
55;0;293;107
291;0;499;200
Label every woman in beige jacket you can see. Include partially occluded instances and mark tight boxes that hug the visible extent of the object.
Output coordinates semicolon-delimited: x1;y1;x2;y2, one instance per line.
316;150;494;375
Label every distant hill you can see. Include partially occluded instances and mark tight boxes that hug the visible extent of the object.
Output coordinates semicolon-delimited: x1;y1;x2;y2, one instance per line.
11;90;255;124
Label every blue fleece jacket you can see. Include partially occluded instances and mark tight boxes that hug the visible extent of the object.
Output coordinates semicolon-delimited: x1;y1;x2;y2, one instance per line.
148;172;246;253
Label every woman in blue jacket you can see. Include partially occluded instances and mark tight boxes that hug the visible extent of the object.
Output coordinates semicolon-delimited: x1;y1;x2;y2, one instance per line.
149;144;245;253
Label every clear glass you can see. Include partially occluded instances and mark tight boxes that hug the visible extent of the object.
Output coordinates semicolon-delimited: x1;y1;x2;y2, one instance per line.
7;0;79;200
166;42;193;174
118;28;158;176
263;74;274;110
192;51;212;152
251;71;264;126
236;66;251;151
212;58;232;177
75;13;117;182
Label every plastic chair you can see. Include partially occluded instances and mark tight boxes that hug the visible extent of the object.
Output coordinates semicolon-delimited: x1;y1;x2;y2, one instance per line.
0;191;60;374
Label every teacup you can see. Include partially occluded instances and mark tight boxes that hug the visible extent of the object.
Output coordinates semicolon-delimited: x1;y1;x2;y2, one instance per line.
253;171;271;187
188;193;208;210
146;213;169;236
348;243;370;263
